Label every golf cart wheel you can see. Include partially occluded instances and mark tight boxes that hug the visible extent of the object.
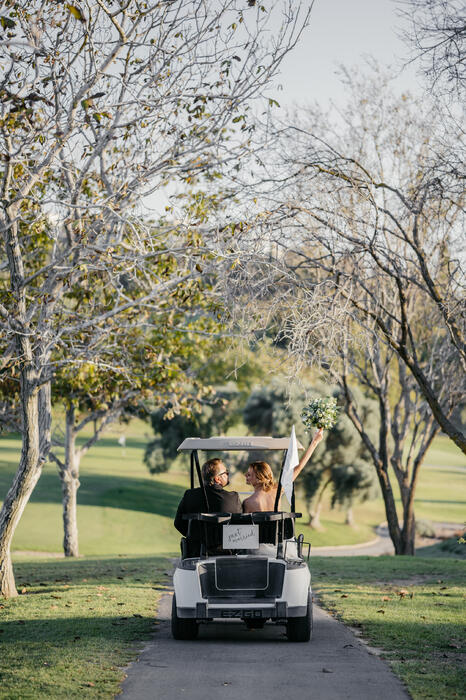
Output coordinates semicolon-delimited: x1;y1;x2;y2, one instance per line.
171;595;199;640
286;592;313;642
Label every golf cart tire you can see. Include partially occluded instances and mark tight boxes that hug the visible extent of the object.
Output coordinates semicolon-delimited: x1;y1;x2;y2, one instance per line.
171;595;199;640
286;592;313;642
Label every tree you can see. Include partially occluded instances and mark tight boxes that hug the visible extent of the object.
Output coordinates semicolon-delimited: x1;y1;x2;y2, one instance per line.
331;459;376;527
223;73;464;552
267;235;455;552
1;209;220;559
0;0;310;597
268;71;466;453
49;280;218;557
243;378;310;470
398;0;466;97
301;396;378;529
242;380;377;525
397;1;465;212
144;340;268;473
145;386;240;474
306;316;442;553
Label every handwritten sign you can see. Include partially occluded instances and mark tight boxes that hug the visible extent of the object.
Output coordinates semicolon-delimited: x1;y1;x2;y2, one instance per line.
222;524;259;549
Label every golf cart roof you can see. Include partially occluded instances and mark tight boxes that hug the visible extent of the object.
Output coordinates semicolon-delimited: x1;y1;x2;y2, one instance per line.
177;436;304;452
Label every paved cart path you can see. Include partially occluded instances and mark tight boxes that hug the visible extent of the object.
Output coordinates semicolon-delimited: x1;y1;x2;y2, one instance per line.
311;520;465;557
120;592;409;700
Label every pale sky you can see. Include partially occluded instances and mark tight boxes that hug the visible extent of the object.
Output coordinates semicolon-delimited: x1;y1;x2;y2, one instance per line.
144;0;423;214
269;0;421;107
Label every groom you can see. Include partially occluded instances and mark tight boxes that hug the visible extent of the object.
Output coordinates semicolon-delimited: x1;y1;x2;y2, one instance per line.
174;458;242;536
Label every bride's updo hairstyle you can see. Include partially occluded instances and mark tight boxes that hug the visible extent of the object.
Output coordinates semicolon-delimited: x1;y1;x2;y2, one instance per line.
249;461;277;492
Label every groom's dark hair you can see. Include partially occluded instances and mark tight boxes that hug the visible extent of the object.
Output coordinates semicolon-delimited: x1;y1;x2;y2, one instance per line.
202;458;225;486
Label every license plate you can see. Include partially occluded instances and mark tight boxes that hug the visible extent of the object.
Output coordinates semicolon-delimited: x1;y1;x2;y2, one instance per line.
219;609;263;618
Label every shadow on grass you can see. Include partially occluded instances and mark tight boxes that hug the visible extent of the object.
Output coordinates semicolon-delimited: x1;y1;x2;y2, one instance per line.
13;555;173;587
0;556;172;656
2;471;187;519
418;537;466;559
75;435;150;450
0;614;156;645
310;555;466;583
80;475;186;518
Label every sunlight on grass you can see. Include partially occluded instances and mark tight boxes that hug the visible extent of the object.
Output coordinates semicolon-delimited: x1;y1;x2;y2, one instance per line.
312;556;466;700
1;556;171;699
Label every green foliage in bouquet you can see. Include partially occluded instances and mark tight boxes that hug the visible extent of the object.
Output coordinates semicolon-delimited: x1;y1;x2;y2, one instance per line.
301;396;339;430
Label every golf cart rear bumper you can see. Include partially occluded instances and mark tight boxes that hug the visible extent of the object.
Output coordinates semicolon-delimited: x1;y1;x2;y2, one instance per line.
177;601;308;619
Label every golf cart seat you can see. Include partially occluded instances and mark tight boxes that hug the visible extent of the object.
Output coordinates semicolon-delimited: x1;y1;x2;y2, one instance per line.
180;511;299;559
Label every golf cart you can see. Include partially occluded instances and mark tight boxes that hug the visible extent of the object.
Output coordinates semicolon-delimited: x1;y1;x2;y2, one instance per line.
172;436;313;642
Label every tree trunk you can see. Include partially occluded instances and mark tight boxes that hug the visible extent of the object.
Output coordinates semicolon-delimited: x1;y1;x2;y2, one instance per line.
61;475;80;557
344;387;404;554
1;210;53;596
345;506;354;527
309;500;323;529
308;477;331;529
398;480;417;556
0;375;51;598
400;512;416;555
375;467;404;554
60;405;80;557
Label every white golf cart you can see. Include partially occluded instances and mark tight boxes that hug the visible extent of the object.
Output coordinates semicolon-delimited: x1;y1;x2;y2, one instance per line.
172;436;313;642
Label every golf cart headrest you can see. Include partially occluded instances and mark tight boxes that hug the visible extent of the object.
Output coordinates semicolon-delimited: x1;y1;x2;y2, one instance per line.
182;511;300;545
182;512;301;523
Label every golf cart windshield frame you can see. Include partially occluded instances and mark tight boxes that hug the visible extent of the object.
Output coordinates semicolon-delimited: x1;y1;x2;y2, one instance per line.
178;436;303;514
190;447;295;513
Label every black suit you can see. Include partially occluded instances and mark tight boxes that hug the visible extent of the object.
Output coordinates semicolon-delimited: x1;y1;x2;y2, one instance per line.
174;484;242;536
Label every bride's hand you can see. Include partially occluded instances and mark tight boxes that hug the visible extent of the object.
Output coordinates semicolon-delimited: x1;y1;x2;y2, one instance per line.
313;427;324;444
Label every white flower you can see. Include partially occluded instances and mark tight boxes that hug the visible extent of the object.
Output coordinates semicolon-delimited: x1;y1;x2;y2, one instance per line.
301;397;339;430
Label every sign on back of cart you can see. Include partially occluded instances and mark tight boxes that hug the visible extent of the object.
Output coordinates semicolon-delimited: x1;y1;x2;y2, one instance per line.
222;525;259;549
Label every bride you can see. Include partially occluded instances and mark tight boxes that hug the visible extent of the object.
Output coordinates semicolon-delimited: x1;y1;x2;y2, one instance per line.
242;428;324;513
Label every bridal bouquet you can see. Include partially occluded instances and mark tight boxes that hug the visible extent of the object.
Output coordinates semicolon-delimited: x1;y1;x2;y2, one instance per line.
301;397;339;430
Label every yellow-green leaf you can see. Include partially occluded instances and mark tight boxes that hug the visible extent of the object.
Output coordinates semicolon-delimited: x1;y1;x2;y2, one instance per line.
67;5;85;22
0;16;16;29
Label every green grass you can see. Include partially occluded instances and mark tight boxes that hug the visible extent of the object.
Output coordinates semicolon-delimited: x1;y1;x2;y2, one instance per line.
419;536;466;559
0;555;172;699
0;423;185;555
311;555;466;700
295;519;375;547
423;435;466;468
407;465;466;523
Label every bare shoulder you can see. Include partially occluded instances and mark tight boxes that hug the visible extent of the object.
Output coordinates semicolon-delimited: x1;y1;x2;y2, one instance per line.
242;493;260;513
243;488;277;513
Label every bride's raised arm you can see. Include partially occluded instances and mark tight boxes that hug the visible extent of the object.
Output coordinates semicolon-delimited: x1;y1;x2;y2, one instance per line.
292;428;324;482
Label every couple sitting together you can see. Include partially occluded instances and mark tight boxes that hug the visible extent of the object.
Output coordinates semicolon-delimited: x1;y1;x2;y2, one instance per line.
174;429;323;537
